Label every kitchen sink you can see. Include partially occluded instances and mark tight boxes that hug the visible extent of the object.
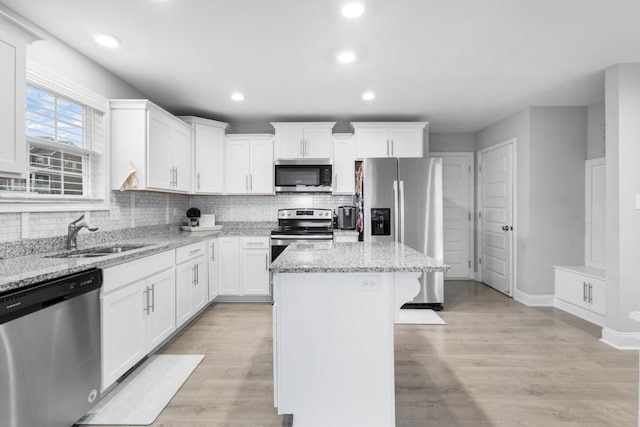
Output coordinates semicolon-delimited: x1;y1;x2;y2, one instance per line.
48;244;150;258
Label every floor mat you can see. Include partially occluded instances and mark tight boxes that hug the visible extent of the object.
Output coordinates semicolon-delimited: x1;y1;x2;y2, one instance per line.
78;354;204;426
396;309;446;325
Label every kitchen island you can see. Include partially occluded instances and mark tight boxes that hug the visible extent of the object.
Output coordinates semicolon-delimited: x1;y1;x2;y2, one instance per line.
270;242;448;427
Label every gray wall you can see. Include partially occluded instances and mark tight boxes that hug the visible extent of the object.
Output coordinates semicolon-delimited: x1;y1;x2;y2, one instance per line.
587;100;605;159
429;133;475;152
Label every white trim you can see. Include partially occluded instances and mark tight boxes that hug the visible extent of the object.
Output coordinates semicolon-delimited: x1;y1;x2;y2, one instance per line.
600;327;640;350
514;290;554;306
434;152;475;280
477;138;517;297
351;122;428;129
554;298;605;325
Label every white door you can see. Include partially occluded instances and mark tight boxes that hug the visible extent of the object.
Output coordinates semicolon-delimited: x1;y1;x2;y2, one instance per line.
241;249;270;295
147;114;172;190
333;135;356;194
191;257;208;313
218;237;241;295
441;154;473;279
249;139;274;194
276;127;303;159
171;122;191;192
303;127;332;158
145;268;176;350
225;139;250;194
175;260;195;327
194;124;225;194
390;127;423;157
479;141;514;295
356;128;389;158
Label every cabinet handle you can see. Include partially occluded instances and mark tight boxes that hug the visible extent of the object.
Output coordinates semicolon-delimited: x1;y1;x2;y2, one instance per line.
391;139;394;156
300;139;303;157
588;283;593;304
211;243;215;261
143;287;150;315
197;172;201;190
175;167;178;187
169;168;173;186
386;139;390;156
250;174;253;191
304;139;308;157
583;282;587;302
189;248;202;255
245;175;249;192
150;284;155;313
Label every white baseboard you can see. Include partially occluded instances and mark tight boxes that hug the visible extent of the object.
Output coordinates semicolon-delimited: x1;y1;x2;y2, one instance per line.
600;327;640;350
514;289;554;306
554;298;605;326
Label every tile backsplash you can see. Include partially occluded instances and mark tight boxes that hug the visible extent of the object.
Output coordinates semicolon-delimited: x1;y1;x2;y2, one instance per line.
0;192;354;243
192;194;356;222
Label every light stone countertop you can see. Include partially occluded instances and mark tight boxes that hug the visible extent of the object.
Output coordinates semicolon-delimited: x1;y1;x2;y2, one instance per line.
0;224;274;294
270;241;448;273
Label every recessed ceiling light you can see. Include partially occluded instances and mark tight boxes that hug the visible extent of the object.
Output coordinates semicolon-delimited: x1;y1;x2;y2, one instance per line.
337;51;356;64
231;93;245;101
94;33;121;48
362;91;375;101
342;3;365;18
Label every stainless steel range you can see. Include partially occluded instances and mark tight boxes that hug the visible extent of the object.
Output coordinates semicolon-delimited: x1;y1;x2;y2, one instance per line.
270;208;333;262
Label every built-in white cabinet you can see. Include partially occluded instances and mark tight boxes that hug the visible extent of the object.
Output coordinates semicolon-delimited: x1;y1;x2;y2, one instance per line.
175;242;208;327
585;158;606;270
332;133;356;195
208;238;219;301
225;134;274;194
272;122;335;160
217;235;270;297
101;251;176;391
111;99;192;192
554;266;606;326
0;30;26;176
352;122;428;159
180;116;229;194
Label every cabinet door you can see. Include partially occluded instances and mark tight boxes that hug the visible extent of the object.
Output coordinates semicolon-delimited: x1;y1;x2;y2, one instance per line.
195;124;225;194
218;237;241;295
333;136;355;194
101;280;146;390
241;249;270;295
171;121;192;192
390;127;423;158
147;112;172;190
304;127;332;159
249;139;274;194
0;32;26;175
555;270;588;309
191;257;208;313
146;268;176;350
176;260;195;327
589;277;606;315
356;128;389;158
225;140;250;194
276;127;303;159
208;239;219;301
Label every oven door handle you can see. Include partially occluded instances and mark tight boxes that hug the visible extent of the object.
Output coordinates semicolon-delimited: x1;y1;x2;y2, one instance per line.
271;235;334;240
271;237;333;245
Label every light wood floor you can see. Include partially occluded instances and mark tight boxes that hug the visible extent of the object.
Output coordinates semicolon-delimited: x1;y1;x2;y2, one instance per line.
98;281;639;426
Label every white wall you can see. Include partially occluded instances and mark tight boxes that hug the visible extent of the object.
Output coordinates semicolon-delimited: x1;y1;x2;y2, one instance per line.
604;64;640;336
429;133;475;152
587;100;605;159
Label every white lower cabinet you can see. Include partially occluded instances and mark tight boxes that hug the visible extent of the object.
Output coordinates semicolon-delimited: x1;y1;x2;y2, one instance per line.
217;235;270;297
175;242;208;327
554;266;606;325
101;251;176;391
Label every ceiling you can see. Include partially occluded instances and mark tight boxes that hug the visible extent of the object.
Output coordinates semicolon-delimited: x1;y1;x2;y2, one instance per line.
2;0;640;133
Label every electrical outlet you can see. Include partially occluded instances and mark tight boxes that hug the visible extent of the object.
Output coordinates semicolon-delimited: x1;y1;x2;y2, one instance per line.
357;276;380;292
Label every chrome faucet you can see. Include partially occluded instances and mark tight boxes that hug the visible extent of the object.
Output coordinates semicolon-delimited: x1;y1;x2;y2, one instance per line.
66;214;99;250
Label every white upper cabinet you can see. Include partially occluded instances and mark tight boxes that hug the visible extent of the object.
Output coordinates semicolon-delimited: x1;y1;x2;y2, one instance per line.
179;116;229;194
272;122;335;160
352;122;428;159
0;30;26;176
333;133;356;195
225;134;274;195
111;99;192;193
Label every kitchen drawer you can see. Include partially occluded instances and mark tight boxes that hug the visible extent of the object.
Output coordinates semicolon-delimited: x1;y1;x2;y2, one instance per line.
102;250;174;294
240;236;269;249
176;241;207;264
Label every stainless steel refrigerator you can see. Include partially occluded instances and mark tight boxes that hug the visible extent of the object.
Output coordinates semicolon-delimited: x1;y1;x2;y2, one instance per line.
363;157;444;309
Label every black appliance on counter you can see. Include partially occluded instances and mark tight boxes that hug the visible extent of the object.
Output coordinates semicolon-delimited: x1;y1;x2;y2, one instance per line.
270;208;333;261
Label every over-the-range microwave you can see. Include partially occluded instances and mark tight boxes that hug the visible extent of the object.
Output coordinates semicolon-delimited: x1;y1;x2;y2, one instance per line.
274;159;332;193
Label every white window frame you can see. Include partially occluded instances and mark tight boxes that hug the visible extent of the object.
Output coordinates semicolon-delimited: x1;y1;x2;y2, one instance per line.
0;60;111;213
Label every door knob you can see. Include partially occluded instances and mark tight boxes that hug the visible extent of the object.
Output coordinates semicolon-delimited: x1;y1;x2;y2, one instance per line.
502;225;510;231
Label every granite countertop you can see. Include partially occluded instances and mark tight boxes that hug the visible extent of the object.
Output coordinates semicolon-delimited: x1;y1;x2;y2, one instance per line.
270;241;449;273
0;223;275;294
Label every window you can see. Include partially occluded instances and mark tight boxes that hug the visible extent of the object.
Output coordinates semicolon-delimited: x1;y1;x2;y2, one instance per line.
0;84;105;200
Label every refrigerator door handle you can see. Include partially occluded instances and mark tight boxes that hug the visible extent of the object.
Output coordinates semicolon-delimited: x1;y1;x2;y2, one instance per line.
399;180;405;243
393;180;399;241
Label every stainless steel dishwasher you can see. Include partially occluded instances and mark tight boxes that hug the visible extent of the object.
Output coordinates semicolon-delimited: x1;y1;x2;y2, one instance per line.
0;268;102;427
